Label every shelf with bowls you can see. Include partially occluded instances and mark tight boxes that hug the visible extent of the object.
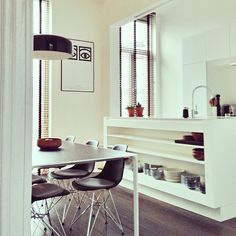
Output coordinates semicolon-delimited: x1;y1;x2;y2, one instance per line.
125;146;205;165
104;117;236;221
123;169;208;206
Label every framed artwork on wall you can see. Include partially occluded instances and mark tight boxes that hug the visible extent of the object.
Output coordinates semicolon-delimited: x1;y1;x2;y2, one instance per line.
61;39;94;92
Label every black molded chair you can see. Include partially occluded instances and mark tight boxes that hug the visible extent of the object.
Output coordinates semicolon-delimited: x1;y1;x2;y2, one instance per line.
50;140;99;180
112;144;128;152
64;135;76;143
32;174;47;185
70;144;128;236
31;183;70;236
50;140;99;224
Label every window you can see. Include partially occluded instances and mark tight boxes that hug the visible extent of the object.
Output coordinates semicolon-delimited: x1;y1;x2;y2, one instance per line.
33;0;50;139
119;13;156;117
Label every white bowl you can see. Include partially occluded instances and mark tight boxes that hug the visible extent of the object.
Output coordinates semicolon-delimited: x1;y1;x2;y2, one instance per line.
164;168;185;173
164;168;185;180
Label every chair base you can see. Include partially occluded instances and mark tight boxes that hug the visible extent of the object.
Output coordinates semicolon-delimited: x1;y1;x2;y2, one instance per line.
31;197;66;236
70;189;124;236
52;178;85;224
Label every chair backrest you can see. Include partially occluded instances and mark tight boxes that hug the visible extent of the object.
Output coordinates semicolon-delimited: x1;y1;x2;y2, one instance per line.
86;140;99;147
72;139;99;172
32;174;46;185
112;144;128;152
65;136;76;143
96;144;128;188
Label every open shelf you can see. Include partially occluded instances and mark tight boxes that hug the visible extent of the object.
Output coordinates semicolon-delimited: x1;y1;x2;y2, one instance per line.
104;117;236;221
123;169;209;206
108;134;204;148
127;146;205;165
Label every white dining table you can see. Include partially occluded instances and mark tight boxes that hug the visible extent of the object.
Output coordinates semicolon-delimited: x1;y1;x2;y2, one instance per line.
32;141;139;236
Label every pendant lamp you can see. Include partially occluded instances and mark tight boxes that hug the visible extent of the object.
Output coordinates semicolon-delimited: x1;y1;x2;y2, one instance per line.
33;34;72;60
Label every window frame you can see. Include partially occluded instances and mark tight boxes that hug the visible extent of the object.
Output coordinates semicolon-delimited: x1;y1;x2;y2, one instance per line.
119;14;155;117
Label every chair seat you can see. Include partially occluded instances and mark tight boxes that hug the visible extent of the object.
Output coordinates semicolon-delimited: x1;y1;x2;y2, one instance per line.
72;178;115;191
32;174;47;184
50;169;89;179
32;183;70;202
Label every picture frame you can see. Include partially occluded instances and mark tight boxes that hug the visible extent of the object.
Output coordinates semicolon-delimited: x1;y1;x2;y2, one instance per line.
61;39;94;92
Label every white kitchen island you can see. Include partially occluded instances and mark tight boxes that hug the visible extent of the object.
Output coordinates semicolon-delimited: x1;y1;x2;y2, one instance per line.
104;116;236;221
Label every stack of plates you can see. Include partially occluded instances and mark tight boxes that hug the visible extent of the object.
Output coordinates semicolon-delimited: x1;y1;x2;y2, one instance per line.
164;168;185;183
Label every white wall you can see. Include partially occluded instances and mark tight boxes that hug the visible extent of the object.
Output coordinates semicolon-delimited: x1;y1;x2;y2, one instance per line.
50;0;236;136
207;61;236;106
50;0;158;143
50;0;236;141
50;0;103;144
100;0;158;117
158;0;236;117
103;0;236;119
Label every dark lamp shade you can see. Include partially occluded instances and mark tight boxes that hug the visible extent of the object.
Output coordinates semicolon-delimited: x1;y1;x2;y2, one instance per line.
33;34;72;60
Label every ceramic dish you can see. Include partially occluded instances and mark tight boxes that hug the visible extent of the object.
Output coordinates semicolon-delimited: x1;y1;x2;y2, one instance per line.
192;132;204;142
37;138;62;150
192;148;204;161
164;168;185;183
165;177;181;183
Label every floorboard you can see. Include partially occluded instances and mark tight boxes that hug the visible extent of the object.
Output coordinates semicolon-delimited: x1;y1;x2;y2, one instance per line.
32;186;236;236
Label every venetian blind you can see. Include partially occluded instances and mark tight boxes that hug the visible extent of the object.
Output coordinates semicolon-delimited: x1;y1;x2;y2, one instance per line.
33;0;50;139
120;13;155;117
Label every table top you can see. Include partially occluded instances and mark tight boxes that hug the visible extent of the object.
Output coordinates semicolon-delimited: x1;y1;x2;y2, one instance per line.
32;141;132;168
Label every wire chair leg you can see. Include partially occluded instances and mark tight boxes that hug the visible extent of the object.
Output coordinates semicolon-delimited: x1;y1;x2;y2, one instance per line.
77;191;85;209
97;190;124;233
45;200;54;234
40;217;61;236
55;207;67;236
86;192;95;236
89;191;106;236
61;193;73;224
31;217;41;235
103;193;108;224
69;202;91;229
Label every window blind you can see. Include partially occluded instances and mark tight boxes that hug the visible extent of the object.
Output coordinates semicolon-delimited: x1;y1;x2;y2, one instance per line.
120;13;155;117
33;0;50;139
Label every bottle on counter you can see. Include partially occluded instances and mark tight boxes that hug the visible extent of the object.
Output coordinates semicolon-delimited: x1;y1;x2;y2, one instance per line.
183;107;189;118
215;94;221;116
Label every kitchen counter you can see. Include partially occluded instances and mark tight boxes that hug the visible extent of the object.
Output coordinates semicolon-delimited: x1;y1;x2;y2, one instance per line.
104;116;236;221
111;116;236;120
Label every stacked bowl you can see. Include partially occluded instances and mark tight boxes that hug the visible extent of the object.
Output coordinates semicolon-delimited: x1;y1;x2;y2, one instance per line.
192;148;204;161
164;168;185;182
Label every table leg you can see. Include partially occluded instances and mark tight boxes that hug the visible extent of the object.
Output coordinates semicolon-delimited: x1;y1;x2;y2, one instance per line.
132;154;139;236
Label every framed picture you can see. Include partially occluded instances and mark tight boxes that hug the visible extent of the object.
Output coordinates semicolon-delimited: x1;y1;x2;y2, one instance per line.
61;39;94;92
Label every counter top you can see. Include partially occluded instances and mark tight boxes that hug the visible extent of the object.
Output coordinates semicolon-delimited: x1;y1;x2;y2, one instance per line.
106;116;236;121
104;116;236;133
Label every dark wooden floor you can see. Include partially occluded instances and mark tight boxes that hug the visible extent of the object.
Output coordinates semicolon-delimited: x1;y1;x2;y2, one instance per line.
32;186;236;236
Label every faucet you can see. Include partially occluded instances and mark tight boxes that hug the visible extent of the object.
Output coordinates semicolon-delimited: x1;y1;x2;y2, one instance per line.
191;85;214;118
